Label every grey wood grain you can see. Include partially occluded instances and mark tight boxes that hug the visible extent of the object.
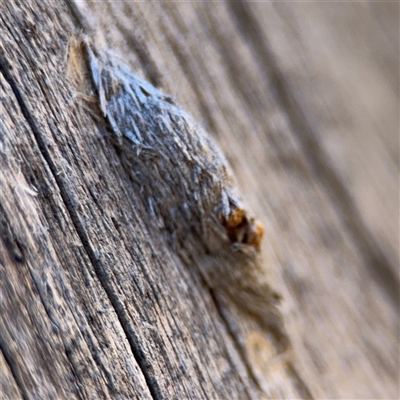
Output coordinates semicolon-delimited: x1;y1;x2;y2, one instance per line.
1;0;398;399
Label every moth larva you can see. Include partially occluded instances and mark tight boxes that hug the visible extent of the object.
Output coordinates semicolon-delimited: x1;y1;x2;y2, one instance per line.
68;36;289;368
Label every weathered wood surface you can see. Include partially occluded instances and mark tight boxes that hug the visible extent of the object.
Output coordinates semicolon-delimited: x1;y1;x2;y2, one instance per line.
0;1;398;399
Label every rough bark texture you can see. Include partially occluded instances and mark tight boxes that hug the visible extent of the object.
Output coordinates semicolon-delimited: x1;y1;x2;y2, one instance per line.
0;1;398;399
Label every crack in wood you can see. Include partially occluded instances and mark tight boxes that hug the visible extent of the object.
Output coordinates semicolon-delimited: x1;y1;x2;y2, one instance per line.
0;47;163;400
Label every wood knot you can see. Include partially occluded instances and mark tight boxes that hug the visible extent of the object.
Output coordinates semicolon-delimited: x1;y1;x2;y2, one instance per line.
220;206;264;247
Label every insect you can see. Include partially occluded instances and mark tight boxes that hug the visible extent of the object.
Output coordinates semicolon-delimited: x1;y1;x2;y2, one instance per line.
68;36;289;388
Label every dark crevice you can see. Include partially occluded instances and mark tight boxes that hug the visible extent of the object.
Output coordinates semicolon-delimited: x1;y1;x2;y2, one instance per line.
0;342;28;400
0;47;161;400
229;0;399;310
